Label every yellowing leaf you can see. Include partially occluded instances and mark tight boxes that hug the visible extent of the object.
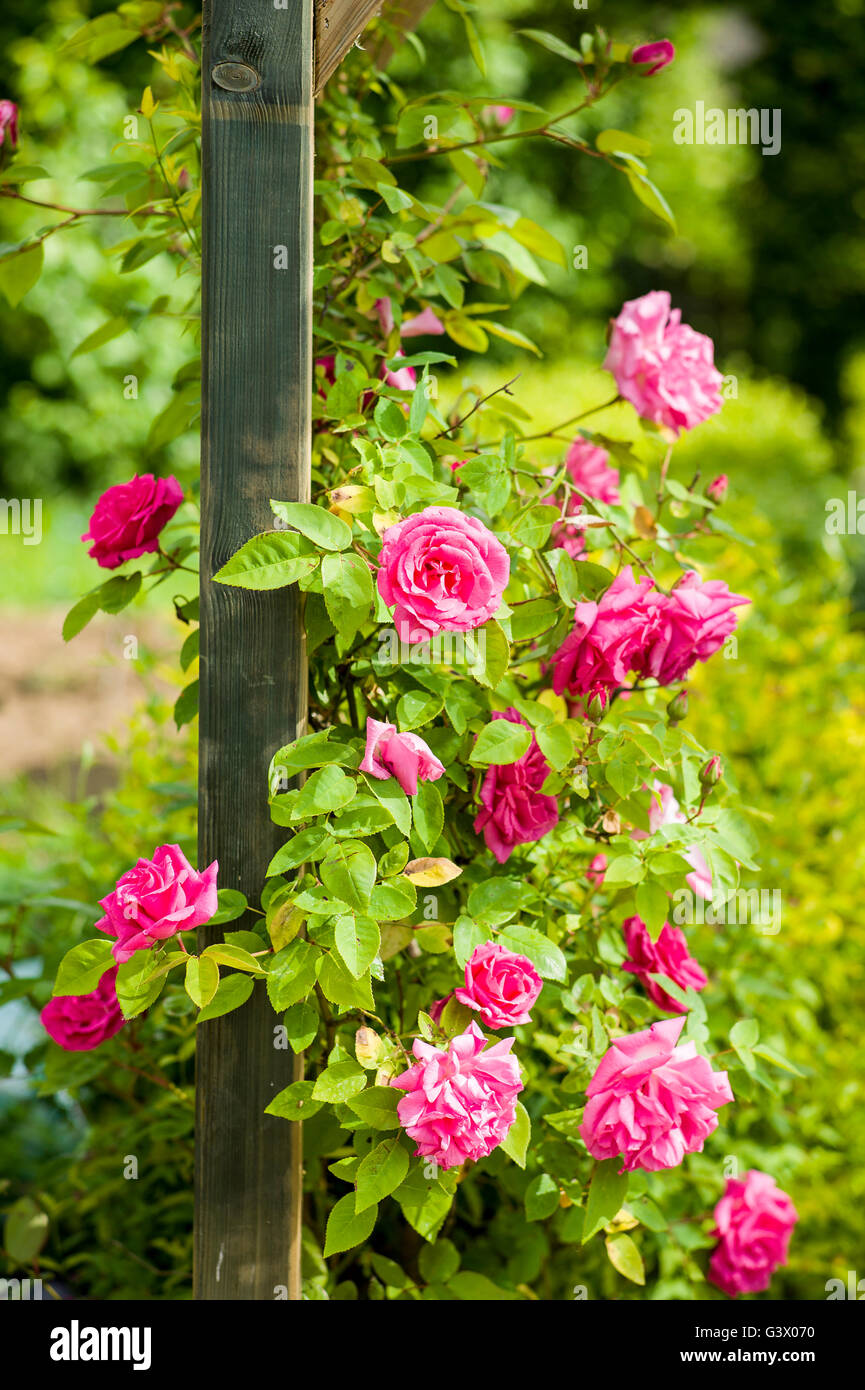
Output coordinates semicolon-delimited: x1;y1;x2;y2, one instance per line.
403;857;463;887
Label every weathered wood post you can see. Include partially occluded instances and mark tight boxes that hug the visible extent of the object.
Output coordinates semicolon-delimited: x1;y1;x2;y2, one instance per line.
197;0;313;1300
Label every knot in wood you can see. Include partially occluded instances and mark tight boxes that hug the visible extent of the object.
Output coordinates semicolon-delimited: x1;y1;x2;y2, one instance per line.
212;61;261;92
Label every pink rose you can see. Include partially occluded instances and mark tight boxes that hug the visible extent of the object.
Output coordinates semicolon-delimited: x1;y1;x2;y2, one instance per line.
82;474;184;569
402;306;446;338
604;291;723;436
483;105;514;126
390;1021;523;1168
455;941;543;1028
360;716;445;796
565;437;620;505
427;995;450;1024
709;1171;798;1297
630;40;675;75
634;780;713;901
97;844;218;963
638;573;749;686
0;100;19;149
706;474;728;504
621;915;708;1013
550;565;655;697
581;1017;733;1173
473;709;559;863
41;967;126;1051
586;853;607;885
376;505;510;642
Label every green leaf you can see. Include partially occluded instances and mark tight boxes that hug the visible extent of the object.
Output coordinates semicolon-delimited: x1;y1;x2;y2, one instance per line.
185;954;220;1007
525;1173;560;1221
318;953;374;1009
324;1192;378;1257
209;888;248;924
583;1159;628;1243
267;828;331;876
313;1059;367;1103
497;924;566;982
269;500;352;550
453;916;492;969
320;839;376;910
535;721;572;771
196;972;254;1023
334;914;381;978
71;315;130;358
752;1044;804;1077
635;880;669;940
412;780;443;854
346;1085;401;1129
0;244;44;307
396;688;444;731
201;943;265;975
53;938;115;996
369;877;417;920
605;1231;645;1285
115;951;167;1020
625;169;676;232
174;678;199;729
266;939;321;1011
293;765;357;818
418;1238;460;1284
447;1270;521;1300
500;1100;531;1167
3;1196;49;1263
517;28;584;63
213;532;319;590
596;129;652;158
283;1000;320;1053
363;775;412;837
355;1136;410;1212
470;719;532;766
265;1079;322;1121
471;619;510;690
321;551;375;643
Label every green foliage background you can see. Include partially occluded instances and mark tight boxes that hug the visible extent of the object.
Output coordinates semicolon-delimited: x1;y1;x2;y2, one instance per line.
1;0;863;1300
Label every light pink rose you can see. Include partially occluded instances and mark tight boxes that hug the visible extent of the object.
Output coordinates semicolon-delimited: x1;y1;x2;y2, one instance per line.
638;573;749;685
0;99;19;149
483;105;514;126
621;915;708;1013
706;474;728;504
376;505;510;642
709;1171;798;1297
455;941;543;1028
360;717;445;796
580;1017;733;1173
550;565;655;697
566;437;620;504
604;290;723;436
473;708;559;863
97;844;219;963
634;780;713;901
402;306;446;337
630;40;675;75
390;1020;523;1168
41;967;126;1051
82;474;184;569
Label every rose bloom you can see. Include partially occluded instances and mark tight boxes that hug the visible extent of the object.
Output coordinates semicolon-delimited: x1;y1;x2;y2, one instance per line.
41;967;126;1051
604;290;723;436
709;1171;798;1297
376;505;510;643
622;915;708;1014
82;473;184;569
473;709;559;863
586;852;607;885
566;437;620;504
455;941;543;1028
391;1021;523;1169
631;40;675;75
638;573;749;686
550;565;655;697
360;716;445;796
634;780;712;901
580;1017;733;1173
0;99;19;148
97;843;218;963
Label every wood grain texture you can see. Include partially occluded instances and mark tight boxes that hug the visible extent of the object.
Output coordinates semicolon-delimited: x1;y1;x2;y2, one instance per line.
197;0;312;1301
313;0;384;94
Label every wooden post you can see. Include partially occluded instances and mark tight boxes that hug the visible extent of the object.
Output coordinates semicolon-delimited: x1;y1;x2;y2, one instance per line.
196;0;313;1301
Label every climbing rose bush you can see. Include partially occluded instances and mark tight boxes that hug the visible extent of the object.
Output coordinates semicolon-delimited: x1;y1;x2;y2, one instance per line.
36;15;803;1301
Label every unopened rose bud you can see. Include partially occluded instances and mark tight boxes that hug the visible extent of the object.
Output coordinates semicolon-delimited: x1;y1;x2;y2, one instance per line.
630;40;675;76
666;689;689;724
699;755;723;787
586;689;608;723
706;474;728;505
177;166;191;192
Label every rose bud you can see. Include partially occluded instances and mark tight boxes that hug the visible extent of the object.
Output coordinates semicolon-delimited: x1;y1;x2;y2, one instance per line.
706;474;728;505
699;755;724;788
586;688;608;724
0;100;19;171
630;40;675;76
666;689;689;725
